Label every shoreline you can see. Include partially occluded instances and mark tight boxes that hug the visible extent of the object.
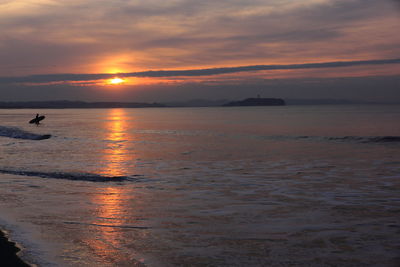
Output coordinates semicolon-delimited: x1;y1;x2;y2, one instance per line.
0;229;30;267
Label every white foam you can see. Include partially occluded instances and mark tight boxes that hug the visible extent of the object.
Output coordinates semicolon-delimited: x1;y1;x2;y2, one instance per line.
0;126;51;140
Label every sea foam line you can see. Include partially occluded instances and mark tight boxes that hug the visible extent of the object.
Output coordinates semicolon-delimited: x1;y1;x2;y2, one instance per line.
0;169;140;182
255;135;400;144
301;135;400;143
0;126;51;140
63;221;150;229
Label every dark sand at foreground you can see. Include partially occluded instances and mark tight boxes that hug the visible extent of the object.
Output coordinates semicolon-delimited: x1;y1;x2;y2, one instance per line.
0;230;30;267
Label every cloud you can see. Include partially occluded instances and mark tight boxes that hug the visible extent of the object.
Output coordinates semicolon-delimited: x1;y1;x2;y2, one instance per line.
1;0;399;102
1;0;399;75
1;58;399;84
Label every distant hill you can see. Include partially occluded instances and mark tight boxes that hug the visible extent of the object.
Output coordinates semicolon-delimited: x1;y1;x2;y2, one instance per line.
285;98;364;105
0;101;165;109
164;99;229;107
223;98;285;107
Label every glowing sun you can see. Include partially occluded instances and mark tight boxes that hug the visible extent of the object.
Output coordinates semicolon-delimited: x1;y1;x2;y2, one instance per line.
108;77;125;85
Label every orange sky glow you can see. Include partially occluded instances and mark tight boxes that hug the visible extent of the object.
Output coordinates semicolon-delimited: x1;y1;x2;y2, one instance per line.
1;0;399;101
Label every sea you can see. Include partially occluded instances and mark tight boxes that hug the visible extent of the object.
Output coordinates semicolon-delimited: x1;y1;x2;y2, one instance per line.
0;105;399;266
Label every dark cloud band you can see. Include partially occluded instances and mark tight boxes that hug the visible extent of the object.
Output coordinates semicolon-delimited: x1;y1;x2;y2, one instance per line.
1;58;399;84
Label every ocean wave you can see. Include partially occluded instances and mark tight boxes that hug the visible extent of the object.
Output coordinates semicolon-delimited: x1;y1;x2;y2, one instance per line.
297;135;400;143
63;221;150;229
0;126;51;140
0;169;140;182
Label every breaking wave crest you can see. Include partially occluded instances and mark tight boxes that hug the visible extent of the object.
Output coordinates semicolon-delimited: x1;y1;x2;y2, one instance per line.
325;136;400;143
0;169;141;182
293;135;400;143
0;126;51;140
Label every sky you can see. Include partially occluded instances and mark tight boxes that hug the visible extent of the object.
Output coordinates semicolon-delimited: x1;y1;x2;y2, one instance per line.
0;0;399;102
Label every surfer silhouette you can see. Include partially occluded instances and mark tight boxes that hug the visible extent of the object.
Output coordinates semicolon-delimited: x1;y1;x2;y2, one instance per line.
29;113;45;126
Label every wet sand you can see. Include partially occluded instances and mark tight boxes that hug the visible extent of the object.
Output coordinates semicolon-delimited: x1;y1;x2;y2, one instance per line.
0;230;30;267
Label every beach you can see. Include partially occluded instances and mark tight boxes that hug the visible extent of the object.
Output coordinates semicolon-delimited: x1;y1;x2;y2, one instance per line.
0;230;30;266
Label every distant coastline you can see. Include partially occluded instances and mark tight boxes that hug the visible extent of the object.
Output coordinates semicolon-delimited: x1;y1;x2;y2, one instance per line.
0;101;165;109
223;98;285;106
0;99;397;109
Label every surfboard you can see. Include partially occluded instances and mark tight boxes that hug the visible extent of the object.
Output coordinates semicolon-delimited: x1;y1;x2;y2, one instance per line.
29;115;45;124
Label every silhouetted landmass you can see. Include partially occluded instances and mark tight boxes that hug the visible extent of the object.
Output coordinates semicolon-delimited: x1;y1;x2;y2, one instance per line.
164;98;396;107
164;99;229;107
0;101;165;109
0;99;396;109
223;98;285;107
285;98;370;105
0;230;30;267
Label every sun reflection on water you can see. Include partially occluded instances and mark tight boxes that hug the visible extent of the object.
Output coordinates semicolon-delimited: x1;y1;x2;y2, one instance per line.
85;109;145;264
96;108;131;244
87;187;124;261
101;108;134;177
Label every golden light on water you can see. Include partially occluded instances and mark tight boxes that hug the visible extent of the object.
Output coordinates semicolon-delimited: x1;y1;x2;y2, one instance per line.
85;109;147;264
101;108;132;176
108;77;125;85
